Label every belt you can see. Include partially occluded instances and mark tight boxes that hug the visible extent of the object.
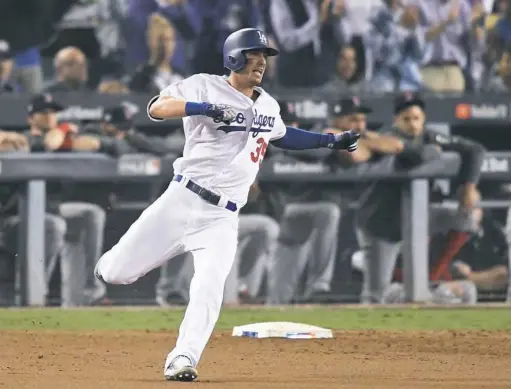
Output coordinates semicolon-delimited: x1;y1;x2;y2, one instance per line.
173;175;237;212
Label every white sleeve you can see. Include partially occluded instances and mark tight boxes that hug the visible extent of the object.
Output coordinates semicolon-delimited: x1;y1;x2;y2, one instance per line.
270;115;287;140
159;74;205;101
147;74;206;122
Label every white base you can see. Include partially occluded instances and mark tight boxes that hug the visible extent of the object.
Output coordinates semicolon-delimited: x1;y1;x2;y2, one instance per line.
232;321;334;339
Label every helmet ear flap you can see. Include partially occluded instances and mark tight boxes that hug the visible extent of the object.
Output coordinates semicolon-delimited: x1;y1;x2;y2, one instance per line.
228;51;247;72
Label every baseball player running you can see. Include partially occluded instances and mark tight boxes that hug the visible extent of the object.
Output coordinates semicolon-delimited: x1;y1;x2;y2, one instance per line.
94;28;359;382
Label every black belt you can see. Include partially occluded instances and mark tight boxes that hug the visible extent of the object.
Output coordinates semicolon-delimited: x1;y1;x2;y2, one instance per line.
173;175;237;212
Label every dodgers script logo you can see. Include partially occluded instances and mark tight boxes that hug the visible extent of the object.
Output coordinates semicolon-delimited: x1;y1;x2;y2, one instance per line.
215;109;275;137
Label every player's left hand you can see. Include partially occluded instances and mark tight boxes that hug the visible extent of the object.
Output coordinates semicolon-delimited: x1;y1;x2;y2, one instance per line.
326;130;360;152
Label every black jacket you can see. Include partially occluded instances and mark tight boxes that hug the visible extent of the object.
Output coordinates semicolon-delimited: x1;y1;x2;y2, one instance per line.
356;126;485;242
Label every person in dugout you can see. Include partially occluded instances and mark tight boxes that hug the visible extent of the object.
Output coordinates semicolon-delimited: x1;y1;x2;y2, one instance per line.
73;104;183;305
375;207;510;304
20;93;107;307
353;92;485;304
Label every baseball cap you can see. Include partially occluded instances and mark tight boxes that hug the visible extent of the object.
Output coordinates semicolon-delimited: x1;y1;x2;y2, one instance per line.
278;101;298;123
330;96;372;117
102;105;134;127
27;93;63;115
394;92;425;114
0;40;12;60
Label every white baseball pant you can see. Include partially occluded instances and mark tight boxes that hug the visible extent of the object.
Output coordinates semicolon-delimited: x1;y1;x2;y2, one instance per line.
96;177;239;366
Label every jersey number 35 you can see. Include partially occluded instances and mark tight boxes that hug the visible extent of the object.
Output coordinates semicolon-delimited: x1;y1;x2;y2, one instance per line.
250;137;268;165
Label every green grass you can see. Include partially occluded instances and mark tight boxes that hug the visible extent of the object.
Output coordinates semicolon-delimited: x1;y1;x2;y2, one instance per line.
0;307;509;331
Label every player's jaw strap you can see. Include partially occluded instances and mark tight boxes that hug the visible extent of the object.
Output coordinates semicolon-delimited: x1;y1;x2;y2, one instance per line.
173;175;238;212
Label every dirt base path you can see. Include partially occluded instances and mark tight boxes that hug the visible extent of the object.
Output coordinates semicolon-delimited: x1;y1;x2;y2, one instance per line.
1;330;509;389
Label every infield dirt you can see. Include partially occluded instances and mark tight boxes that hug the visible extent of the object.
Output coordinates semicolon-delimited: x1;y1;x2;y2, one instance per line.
1;329;509;389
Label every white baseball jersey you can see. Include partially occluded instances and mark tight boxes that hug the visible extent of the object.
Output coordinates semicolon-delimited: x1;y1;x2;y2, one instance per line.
149;73;287;206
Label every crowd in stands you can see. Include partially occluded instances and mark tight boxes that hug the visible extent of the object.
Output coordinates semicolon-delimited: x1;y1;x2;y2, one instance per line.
0;1;509;307
1;0;511;96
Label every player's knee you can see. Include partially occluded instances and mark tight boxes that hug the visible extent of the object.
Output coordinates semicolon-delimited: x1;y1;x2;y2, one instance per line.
45;214;67;238
80;203;107;224
97;254;139;285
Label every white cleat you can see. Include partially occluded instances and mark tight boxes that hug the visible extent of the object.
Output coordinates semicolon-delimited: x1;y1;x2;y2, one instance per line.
164;355;198;382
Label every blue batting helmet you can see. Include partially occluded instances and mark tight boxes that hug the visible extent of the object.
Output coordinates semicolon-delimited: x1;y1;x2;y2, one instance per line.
223;28;279;72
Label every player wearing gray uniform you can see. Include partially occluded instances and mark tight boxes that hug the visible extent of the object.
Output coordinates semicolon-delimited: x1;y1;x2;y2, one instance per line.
264;102;341;304
355;93;485;303
506;207;511;302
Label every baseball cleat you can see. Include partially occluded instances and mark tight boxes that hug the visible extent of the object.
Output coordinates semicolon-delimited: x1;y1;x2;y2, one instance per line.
164;355;198;382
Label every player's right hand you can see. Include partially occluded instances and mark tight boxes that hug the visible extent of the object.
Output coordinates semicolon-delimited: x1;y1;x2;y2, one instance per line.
203;104;236;125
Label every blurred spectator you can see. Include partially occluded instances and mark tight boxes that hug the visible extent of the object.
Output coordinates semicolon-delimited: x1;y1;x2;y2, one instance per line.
270;0;343;87
45;47;91;93
54;0;101;58
484;45;511;90
412;0;486;92
0;40;15;93
95;0;130;59
486;0;511;64
321;45;368;94
0;1;73;54
97;79;129;94
12;47;44;94
23;93;107;307
124;0;200;75
190;0;261;75
338;0;384;42
128;13;184;94
366;0;425;92
46;1;130;87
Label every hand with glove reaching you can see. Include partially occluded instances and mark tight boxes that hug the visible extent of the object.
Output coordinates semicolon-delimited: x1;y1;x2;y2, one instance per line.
322;129;360;152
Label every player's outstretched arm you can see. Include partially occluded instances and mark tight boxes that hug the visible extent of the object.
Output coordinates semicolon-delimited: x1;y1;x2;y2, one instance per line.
147;96;236;124
271;126;360;152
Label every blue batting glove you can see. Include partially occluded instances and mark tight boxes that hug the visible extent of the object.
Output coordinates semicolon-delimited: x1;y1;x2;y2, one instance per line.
185;102;237;124
202;103;237;124
323;130;360;152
